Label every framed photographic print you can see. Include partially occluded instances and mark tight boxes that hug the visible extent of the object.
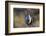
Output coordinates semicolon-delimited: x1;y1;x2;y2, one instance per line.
5;1;45;35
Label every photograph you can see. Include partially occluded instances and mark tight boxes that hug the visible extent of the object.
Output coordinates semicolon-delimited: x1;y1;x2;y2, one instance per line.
13;8;39;28
5;1;45;35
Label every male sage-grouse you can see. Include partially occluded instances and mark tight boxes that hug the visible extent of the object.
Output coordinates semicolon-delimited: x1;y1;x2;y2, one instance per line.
25;14;32;25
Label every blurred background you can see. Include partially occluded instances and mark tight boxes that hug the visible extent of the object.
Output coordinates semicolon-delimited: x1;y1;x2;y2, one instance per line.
13;8;39;28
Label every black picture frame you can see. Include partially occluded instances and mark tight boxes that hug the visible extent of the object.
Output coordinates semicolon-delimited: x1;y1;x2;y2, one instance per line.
5;1;45;35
